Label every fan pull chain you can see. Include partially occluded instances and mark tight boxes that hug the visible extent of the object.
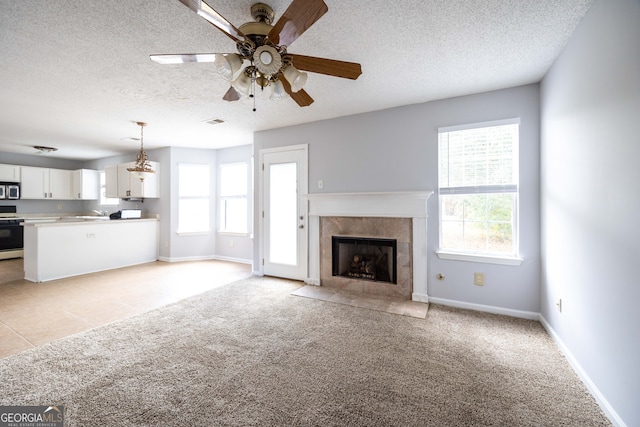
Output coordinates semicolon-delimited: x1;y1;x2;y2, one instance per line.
250;77;257;112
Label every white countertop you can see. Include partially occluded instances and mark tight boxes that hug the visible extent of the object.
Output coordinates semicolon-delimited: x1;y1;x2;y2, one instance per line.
22;217;158;226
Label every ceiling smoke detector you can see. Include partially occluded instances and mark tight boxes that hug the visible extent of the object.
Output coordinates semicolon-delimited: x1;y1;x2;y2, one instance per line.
33;145;58;153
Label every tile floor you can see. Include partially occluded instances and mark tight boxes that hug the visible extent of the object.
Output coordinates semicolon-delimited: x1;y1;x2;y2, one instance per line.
0;258;252;359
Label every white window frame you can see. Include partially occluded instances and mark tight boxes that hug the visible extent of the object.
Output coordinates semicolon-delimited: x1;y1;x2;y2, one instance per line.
177;163;211;235
218;162;249;235
436;118;523;266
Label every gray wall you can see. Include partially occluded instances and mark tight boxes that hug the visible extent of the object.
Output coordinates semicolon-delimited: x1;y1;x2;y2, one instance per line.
254;83;541;313
540;0;640;425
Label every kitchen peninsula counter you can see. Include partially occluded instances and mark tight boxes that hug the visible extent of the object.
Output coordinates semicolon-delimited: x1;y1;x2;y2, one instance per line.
23;218;159;282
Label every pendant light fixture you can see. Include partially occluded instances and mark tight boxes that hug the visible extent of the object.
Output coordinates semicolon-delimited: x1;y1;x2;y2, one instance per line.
127;121;155;181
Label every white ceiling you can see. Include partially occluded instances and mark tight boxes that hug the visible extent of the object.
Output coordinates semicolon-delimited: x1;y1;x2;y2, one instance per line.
0;0;594;160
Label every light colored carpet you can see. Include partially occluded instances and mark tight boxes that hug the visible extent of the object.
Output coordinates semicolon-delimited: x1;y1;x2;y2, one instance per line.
0;276;610;426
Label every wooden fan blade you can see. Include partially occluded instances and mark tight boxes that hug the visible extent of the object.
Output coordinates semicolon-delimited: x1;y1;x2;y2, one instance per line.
149;53;218;64
267;0;328;47
223;86;240;102
290;55;362;80
280;77;314;107
178;0;244;42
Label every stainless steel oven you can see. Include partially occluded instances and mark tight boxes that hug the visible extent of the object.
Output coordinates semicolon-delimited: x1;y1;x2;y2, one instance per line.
0;206;23;260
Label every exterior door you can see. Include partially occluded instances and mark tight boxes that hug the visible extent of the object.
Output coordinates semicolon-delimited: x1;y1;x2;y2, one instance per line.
260;145;308;281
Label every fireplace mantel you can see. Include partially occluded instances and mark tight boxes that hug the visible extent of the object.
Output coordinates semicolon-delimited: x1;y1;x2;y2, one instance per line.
307;191;432;218
306;191;433;302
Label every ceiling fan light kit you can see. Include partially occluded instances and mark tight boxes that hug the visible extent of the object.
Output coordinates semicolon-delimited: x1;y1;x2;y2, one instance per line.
151;0;362;108
214;53;243;81
270;79;287;101
283;65;307;93
231;70;254;97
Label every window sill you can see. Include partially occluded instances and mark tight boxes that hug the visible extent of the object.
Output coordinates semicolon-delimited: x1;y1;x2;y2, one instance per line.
176;230;211;236
217;231;249;237
436;250;523;266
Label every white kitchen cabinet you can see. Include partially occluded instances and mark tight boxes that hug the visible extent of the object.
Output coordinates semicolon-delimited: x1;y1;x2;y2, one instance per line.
21;166;73;200
106;161;159;199
0;164;21;182
49;169;72;199
105;165;118;198
71;169;99;200
20;167;49;199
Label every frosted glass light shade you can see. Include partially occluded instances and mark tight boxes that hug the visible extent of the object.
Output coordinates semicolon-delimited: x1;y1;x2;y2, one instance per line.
214;54;243;81
270;79;287;100
253;45;282;75
283;65;307;93
132;170;155;182
231;72;252;97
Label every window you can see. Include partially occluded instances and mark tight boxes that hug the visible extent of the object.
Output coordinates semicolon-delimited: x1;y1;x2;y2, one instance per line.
178;163;210;233
219;162;248;234
438;119;519;260
99;171;118;206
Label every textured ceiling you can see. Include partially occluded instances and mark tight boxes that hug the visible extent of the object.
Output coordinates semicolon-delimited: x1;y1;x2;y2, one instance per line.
0;0;595;160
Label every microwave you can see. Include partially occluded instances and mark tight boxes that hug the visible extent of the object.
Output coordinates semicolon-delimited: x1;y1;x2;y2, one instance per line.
0;183;20;200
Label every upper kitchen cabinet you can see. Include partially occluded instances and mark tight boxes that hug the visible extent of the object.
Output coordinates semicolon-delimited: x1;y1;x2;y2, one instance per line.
71;169;99;200
105;162;160;199
21;166;73;200
0;164;21;182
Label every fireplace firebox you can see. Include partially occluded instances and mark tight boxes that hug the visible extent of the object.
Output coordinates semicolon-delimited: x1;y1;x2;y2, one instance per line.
332;236;397;284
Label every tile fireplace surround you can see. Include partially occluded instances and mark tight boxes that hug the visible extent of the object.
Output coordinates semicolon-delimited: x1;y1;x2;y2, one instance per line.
306;192;433;302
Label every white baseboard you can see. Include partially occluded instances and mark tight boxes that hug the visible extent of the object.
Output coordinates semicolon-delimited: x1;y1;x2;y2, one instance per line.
158;255;216;262
428;297;539;320
212;255;252;265
305;278;321;286
159;255;252;264
539;315;626;427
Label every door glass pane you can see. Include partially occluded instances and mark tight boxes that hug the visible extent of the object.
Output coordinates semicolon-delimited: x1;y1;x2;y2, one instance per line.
269;162;297;265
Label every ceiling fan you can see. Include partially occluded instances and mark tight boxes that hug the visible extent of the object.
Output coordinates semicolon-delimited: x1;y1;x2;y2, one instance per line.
150;0;362;108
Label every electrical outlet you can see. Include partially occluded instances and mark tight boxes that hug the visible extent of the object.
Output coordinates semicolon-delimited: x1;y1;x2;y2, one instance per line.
318;179;324;189
474;272;485;286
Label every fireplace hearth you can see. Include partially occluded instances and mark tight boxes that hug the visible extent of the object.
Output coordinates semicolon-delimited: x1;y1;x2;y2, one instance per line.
332;236;397;284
